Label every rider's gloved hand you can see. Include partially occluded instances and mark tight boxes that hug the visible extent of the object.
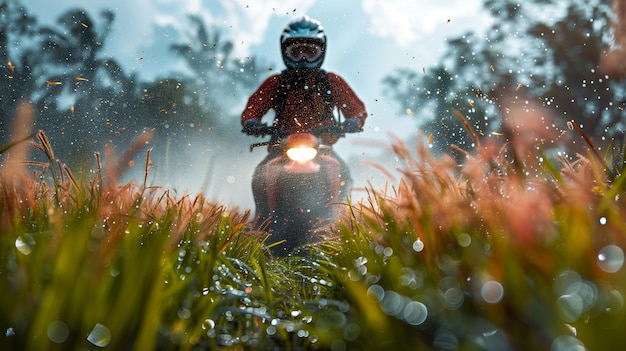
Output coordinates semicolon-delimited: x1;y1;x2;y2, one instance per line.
341;119;362;133
243;120;263;136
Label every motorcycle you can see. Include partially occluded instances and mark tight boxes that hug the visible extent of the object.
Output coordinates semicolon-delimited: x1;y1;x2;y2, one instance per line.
244;121;360;256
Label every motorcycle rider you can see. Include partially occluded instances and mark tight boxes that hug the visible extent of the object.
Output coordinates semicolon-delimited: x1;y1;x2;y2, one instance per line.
242;15;368;222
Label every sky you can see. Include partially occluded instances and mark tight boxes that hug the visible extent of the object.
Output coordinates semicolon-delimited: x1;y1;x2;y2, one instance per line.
23;0;491;208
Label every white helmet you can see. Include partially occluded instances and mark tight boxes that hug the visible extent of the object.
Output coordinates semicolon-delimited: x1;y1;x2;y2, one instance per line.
280;16;326;69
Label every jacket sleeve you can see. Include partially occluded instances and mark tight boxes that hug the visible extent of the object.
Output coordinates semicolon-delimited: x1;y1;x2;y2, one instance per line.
327;72;367;127
241;74;281;126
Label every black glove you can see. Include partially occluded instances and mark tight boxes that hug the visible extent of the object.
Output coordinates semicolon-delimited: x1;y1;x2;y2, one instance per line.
243;120;263;136
341;119;362;133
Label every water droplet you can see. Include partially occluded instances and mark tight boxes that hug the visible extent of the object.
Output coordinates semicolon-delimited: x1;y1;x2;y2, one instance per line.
482;329;498;337
599;217;607;225
47;321;69;343
598;245;624;273
457;233;471;247
608;290;625;313
557;294;583;322
443;288;464;310
331;339;346;351
367;285;385;302
554;270;581;295
202;319;215;330
481;281;504;304
177;307;191;320
15;234;35;255
413;238;424;252
551;335;586;351
343;323;361;341
195;212;204;222
380;290;404;316
87;323;111;347
403;301;428;325
572;281;598;311
433;329;459;350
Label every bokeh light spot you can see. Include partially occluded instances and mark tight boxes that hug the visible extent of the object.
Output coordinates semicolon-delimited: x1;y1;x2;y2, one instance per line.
598;245;624;273
481;281;504;304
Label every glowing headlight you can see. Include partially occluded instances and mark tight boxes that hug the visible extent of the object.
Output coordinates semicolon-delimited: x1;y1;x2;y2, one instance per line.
286;146;318;162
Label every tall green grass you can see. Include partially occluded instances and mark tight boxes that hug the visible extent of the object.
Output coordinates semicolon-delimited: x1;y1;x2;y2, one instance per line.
2;115;626;350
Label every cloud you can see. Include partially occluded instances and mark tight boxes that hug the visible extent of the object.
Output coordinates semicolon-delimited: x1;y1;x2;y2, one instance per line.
213;0;317;56
131;0;316;58
361;0;484;48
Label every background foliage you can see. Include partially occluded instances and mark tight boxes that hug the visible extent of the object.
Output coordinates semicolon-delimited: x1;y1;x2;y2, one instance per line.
0;0;261;171
383;0;625;158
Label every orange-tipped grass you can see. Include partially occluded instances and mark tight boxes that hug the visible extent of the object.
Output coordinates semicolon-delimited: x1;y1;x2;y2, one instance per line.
316;106;626;349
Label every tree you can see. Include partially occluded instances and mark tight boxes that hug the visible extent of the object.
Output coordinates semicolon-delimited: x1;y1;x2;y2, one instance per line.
169;14;262;134
383;0;624;155
602;0;626;77
31;8;144;161
0;0;39;144
0;1;265;185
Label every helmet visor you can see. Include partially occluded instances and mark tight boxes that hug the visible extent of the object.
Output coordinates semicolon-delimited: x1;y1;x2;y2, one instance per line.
285;43;323;63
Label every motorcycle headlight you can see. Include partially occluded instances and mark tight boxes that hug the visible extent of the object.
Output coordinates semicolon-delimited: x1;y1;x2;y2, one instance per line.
284;133;319;162
286;146;318;162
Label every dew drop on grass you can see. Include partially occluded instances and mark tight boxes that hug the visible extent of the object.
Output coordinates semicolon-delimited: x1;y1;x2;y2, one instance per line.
47;320;69;343
343;323;361;341
433;329;459;350
481;281;504;304
202;319;215;330
15;234;35;255
403;301;428;325
457;233;471;247
556;294;583;322
554;270;581;295
444;288;464;310
380;290;404;316
87;323;111;347
178;307;191;320
195;212;204;222
412;238;424;252
597;245;624;273
366;285;385;302
608;290;625;313
551;335;585;351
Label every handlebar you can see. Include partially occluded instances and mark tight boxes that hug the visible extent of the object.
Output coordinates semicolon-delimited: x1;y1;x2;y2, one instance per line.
243;122;362;151
243;123;361;138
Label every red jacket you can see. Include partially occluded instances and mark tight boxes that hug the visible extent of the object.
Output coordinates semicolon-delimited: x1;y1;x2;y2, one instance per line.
241;70;367;145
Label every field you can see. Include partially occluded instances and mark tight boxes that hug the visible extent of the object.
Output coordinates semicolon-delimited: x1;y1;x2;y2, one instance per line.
2;112;626;350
